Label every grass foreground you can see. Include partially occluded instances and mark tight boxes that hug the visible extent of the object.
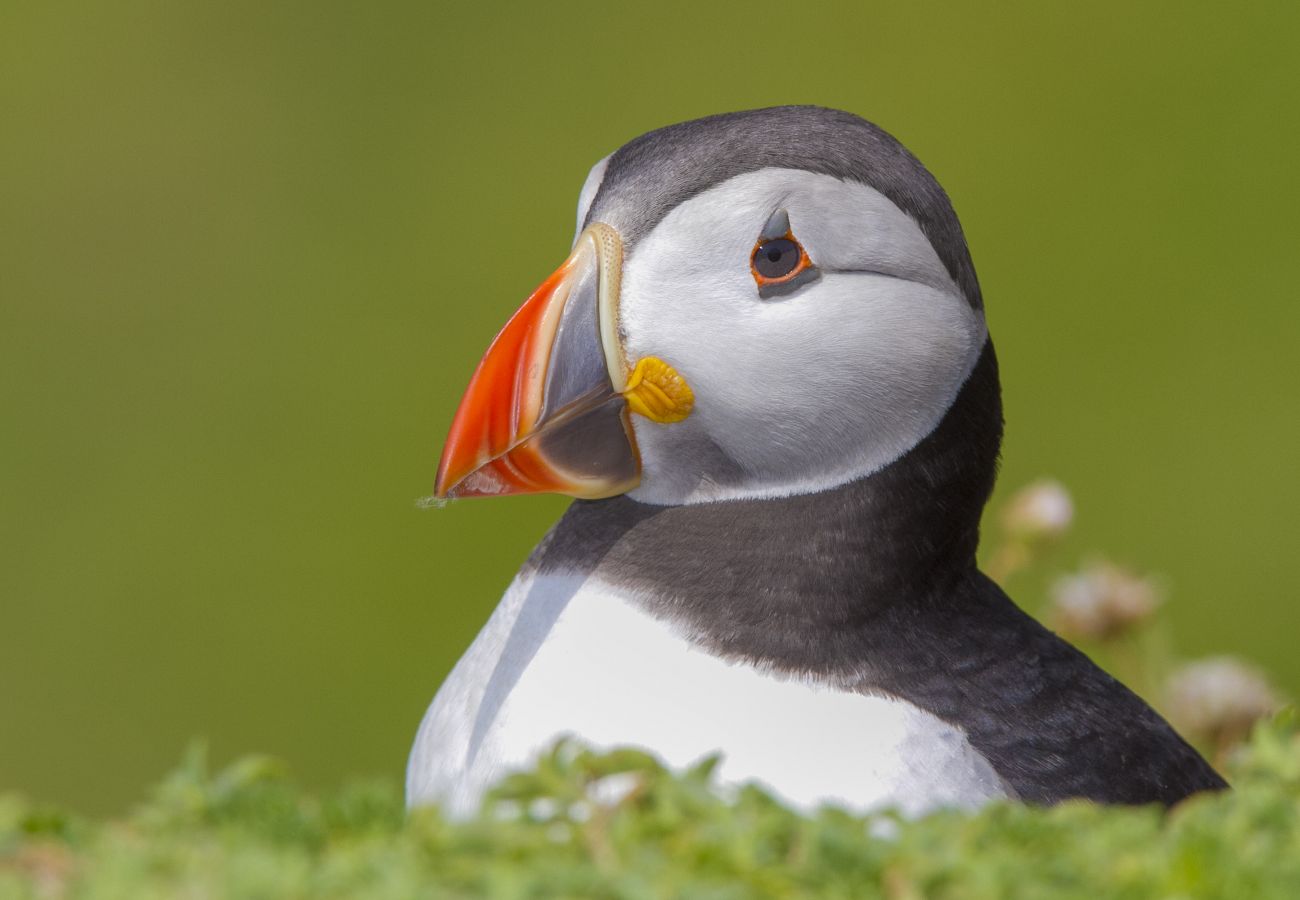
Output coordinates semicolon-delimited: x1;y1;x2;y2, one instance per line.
3;713;1299;899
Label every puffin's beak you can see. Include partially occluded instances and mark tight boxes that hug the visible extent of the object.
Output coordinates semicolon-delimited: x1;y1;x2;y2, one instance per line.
435;223;669;500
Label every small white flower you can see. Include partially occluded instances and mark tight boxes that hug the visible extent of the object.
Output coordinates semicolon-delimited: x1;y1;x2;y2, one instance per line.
1166;657;1281;748
527;797;559;820
866;815;901;842
491;800;523;821
1002;479;1074;542
1048;561;1160;641
587;772;641;807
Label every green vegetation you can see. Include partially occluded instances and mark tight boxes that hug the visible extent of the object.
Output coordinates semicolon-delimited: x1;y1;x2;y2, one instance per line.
3;714;1298;899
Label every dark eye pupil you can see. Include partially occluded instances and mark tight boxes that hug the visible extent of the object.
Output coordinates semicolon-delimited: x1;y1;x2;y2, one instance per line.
753;238;800;279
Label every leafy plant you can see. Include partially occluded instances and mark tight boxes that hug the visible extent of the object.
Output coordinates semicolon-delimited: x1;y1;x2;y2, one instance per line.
1;716;1298;898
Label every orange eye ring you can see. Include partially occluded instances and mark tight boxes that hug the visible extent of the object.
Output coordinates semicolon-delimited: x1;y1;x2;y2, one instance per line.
750;231;815;288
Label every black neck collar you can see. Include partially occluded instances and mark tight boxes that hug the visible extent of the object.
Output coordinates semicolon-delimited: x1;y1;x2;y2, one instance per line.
529;341;1003;673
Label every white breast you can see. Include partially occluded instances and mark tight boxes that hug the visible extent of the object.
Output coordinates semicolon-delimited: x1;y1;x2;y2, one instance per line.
407;570;1008;818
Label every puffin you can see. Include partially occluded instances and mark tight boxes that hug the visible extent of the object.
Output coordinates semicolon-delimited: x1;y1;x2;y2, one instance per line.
407;106;1225;817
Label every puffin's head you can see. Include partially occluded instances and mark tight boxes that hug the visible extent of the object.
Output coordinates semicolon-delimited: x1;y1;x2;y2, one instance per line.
434;106;989;506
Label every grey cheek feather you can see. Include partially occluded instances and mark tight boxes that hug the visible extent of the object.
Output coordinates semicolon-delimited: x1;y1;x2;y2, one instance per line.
610;165;983;507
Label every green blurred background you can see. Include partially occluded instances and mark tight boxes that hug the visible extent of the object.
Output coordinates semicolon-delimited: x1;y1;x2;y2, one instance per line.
2;1;1297;813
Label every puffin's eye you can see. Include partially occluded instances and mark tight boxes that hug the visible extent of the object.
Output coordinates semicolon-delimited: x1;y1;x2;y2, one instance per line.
749;227;815;296
752;238;802;280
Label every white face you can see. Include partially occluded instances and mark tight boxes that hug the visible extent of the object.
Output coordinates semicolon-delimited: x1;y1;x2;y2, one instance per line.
598;167;987;506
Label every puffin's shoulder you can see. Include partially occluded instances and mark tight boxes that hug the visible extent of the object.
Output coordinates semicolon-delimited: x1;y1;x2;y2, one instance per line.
876;573;1228;806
